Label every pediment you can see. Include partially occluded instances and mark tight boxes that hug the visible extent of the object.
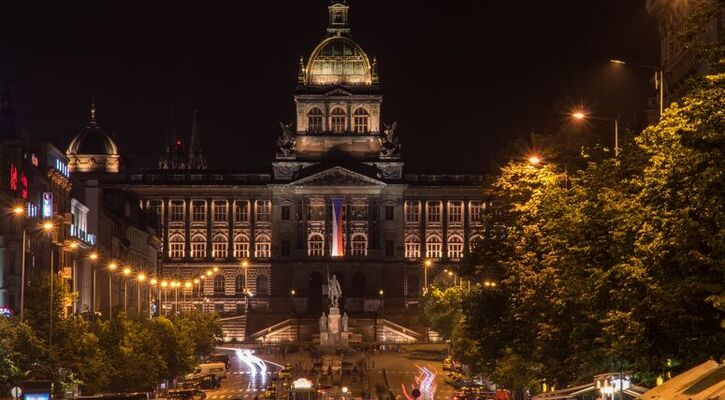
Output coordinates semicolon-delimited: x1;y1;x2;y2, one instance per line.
324;88;353;96
289;166;385;187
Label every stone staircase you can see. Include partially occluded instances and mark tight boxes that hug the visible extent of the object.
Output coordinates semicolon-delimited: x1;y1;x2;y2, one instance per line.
218;315;246;343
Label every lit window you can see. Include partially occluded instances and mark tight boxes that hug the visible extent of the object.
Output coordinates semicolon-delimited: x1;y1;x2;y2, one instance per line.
405;235;420;259
351;234;367;256
307;107;323;133
448;235;464;259
191;201;206;222
448;201;463;223
405;201;420;223
256;200;271;222
255;234;271;258
169;234;185;258
233;234;250;258
235;275;245;293
330;107;346;133
214;275;225;294
213;201;228;222
427;202;441;223
308;234;325;257
426;235;442;259
234;201;249;222
212;234;228;258
469;235;484;251
352;108;369;133
470;202;484;222
190;234;206;258
170;200;185;222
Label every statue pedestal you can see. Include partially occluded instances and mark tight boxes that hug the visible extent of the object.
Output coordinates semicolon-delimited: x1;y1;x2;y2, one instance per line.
320;307;349;349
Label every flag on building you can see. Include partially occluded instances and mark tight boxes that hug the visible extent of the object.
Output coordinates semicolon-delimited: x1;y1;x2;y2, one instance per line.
331;198;344;256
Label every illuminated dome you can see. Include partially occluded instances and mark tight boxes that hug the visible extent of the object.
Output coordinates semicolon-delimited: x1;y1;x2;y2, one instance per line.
306;36;373;86
67;124;118;156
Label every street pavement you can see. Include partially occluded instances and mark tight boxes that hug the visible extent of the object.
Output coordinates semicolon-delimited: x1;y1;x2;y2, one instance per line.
203;351;280;400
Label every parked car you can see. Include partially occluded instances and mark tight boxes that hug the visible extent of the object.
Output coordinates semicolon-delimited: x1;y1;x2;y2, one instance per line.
185;362;227;381
167;389;206;400
183;374;221;390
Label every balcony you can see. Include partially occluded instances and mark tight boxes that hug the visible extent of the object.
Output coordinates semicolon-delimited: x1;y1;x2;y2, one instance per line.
69;225;96;245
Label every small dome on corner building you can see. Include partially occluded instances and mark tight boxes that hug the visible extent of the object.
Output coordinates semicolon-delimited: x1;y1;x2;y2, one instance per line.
66;105;121;173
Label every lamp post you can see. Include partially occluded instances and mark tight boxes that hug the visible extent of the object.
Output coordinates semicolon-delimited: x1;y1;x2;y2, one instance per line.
88;251;99;320
12;206;27;321
137;274;146;315
610;59;664;118
571;110;620;158
160;280;169;315
149;278;157;318
122;267;131;313
379;289;384;313
184;281;192;312
241;260;249;312
290;289;296;313
108;262;117;320
42;221;55;346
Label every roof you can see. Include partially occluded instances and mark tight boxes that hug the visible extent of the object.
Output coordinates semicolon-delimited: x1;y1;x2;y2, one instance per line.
306;36;372;86
67;123;119;155
639;361;725;400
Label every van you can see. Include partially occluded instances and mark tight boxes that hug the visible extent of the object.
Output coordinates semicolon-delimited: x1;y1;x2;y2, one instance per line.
186;362;227;381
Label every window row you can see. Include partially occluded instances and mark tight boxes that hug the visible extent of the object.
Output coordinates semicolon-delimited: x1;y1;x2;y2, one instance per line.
168;233;271;259
404;234;482;260
307;107;370;133
163;200;271;223
208;274;269;296
404;201;486;224
307;233;368;256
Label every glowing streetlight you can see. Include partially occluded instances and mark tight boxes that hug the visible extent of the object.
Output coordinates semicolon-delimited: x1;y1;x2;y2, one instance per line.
123;267;131;276
571;111;586;120
42;221;54;231
150;278;158;286
609;59;626;65
290;289;296;295
193;278;200;284
161;280;169;288
206;270;213;276
13;206;24;215
212;266;219;273
137;274;146;282
108;262;117;270
89;252;99;260
184;281;192;288
528;155;541;166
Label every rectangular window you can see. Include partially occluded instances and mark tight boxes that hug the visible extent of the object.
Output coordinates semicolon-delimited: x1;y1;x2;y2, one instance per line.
281;205;291;221
470;202;483;222
256;200;271;222
234;201;249;222
169;243;185;258
351;236;367;256
255;242;271;258
385;206;395;221
448;201;463;223
191;242;206;258
213;201;228;222
405;242;420;259
427;202;441;223
214;303;224;313
281;240;291;257
308;239;325;257
234;242;249;258
308;115;323;132
426;242;442;259
448;242;464;260
405;201;419;223
170;201;185;222
331;115;346;132
385;240;395;257
213;242;228;258
353;115;368;133
191;201;206;222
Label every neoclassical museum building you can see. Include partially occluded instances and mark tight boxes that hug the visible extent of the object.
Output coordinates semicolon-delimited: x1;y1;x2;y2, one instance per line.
66;1;488;342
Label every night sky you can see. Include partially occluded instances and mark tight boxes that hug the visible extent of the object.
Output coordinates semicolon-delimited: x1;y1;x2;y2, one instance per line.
0;1;659;172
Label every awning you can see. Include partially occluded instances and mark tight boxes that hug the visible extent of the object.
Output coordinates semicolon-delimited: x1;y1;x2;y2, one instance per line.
638;360;725;400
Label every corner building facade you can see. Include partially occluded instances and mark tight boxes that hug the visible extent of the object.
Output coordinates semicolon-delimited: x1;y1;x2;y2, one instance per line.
71;2;489;337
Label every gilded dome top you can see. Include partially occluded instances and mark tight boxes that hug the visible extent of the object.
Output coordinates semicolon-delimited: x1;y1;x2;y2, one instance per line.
306;36;373;86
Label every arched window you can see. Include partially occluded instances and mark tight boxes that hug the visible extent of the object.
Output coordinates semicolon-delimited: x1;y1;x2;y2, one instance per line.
330;107;347;133
469;234;484;251
426;235;442;259
212;234;228;258
235;274;245;294
168;234;185;258
352;108;369;133
307;107;323;133
308;233;325;257
351;233;367;256
448;235;464;260
256;275;269;296
214;275;225;294
190;234;207;258
234;234;249;258
405;234;420;259
255;234;271;258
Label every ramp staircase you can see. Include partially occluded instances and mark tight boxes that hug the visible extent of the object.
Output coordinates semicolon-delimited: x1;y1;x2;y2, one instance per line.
218;315;246;343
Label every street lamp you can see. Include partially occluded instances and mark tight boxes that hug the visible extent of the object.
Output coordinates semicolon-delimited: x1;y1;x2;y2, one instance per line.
570;110;620;157
122;267;131;313
241;260;249;312
184;281;192;311
149;278;157;318
379;289;385;313
137;274;146;315
528;155;542;166
42;221;55;346
12;206;28;322
423;259;432;294
609;59;664;117
108;262;117;320
160;280;169;315
88;251;99;319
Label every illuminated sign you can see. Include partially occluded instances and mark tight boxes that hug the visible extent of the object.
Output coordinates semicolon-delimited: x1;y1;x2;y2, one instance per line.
20;173;27;199
55;159;70;178
291;378;313;389
9;163;18;191
27;203;39;218
41;192;53;219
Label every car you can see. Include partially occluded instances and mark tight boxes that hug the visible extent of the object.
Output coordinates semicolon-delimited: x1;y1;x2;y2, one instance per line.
167;389;206;400
183;374;221;390
185;362;227;381
278;364;293;379
443;357;454;371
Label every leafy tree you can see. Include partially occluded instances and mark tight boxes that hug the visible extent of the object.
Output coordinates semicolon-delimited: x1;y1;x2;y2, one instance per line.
0;318;45;394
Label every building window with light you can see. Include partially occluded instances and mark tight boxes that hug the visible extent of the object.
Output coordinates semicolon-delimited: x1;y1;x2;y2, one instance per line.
169;234;185;258
448;235;464;259
307;107;323;133
191;234;207;258
214;275;225;294
234;201;249;222
212;234;228;258
426;235;442;259
330;107;347;133
191;201;206;222
470;201;483;223
213;201;228;222
448;201;463;223
256;200;271;222
308;233;325;256
170;200;185;222
352;107;369;133
427;201;441;223
233;234;250;258
405;201;420;223
404;234;420;259
255;234;271;258
351;233;367;256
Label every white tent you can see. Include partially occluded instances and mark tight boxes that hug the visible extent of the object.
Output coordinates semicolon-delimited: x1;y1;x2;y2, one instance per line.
638;360;725;400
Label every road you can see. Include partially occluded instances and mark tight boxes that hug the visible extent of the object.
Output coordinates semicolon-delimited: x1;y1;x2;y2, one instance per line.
204;350;280;400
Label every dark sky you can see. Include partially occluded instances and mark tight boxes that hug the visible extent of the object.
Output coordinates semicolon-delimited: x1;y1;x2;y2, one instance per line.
0;0;659;172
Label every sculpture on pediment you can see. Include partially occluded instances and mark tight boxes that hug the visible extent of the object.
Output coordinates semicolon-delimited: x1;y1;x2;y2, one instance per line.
276;121;297;158
379;121;401;159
